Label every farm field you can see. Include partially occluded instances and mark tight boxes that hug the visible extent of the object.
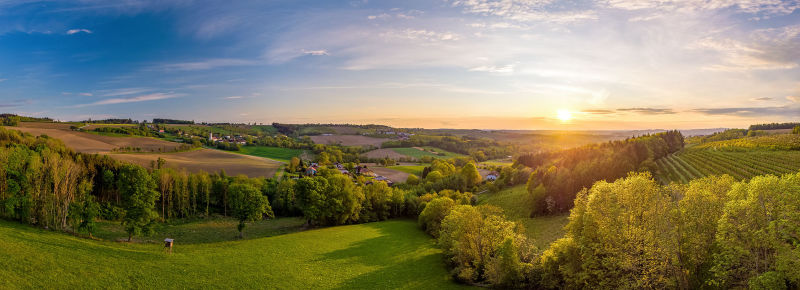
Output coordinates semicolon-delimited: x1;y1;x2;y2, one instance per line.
656;149;800;184
363;147;466;161
0;219;465;289
362;148;409;159
310;134;386;147
477;186;569;249
4;123;281;178
7;123;183;153
112;149;282;178
370;167;411;183
387;165;426;176
391;146;465;159
238;146;306;163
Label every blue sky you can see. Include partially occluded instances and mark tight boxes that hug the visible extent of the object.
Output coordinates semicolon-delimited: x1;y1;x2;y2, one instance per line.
0;0;798;129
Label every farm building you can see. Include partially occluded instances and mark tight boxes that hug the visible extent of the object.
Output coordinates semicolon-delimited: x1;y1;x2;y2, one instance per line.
485;171;499;181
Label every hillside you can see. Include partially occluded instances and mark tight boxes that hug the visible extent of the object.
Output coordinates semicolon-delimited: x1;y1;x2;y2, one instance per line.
477;186;569;249
657;133;800;184
0;219;465;289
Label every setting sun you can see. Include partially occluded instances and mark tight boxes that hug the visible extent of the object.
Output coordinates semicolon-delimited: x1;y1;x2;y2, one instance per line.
557;109;573;122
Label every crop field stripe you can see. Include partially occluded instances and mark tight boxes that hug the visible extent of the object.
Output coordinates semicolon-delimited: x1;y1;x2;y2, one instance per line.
668;155;694;182
661;156;685;183
655;158;674;183
673;155;703;179
711;152;782;176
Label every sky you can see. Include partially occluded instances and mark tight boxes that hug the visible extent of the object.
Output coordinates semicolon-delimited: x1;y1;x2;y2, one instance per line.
0;0;798;130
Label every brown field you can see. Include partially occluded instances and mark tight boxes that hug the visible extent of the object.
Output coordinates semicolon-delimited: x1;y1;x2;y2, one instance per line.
369;167;410;183
309;135;386;147
6;123;281;178
112;149;281;178
362;148;407;159
8;124;182;153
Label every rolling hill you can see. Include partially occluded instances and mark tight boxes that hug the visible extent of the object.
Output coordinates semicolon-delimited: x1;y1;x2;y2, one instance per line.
0;219;466;289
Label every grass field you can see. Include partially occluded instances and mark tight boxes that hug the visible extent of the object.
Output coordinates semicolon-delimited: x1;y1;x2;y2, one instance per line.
477;186;569;249
656;149;800;184
309;135;385;147
387;165;426;176
391;147;466;159
94;217;307;243
238;146;306;163
0;219;466;289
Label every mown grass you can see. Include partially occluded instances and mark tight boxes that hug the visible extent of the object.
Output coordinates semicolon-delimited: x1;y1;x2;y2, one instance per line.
391;147;465;160
238;146;306;163
387;165;427;176
0;219;467;289
477;185;569;249
94;216;307;244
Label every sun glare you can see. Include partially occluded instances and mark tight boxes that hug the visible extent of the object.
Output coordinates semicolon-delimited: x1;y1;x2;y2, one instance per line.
557;109;573;122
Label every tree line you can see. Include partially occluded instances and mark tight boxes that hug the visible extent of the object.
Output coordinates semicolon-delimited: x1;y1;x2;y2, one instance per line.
749;122;800;130
517;130;684;214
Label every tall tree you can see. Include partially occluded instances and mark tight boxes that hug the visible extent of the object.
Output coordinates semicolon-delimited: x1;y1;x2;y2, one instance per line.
228;183;272;238
118;164;159;242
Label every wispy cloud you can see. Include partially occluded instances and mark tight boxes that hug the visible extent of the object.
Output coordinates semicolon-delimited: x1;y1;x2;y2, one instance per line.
66;28;92;35
224;96;243;99
750;97;772;101
617;107;676;114
788;96;800;103
582;109;615;114
79;92;93;96
450;0;597;23
302;49;329;56
0;99;32;108
0;78;7;82
73;93;183;107
153;58;257;71
468;64;514;73
98;87;152;97
693;106;800;117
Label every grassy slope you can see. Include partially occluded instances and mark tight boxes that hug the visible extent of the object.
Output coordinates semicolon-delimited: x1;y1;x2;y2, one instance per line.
477;186;569;249
237;146;305;163
387;165;427;176
391;147;465;159
0;219;466;289
94;217;307;243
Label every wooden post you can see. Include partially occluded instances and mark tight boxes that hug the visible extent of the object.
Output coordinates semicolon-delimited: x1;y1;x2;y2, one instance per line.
164;238;174;254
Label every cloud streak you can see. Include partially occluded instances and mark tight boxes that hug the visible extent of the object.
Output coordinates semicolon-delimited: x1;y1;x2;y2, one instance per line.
693;106;800;117
66;28;92;35
73;93;183;107
617;107;676;114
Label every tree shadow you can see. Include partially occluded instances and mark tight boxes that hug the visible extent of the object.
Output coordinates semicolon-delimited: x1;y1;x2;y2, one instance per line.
313;220;467;289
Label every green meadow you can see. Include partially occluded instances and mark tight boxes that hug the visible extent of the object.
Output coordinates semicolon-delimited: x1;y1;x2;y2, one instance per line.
391;146;465;160
0;219;467;289
387;165;427;176
238;146;306;163
477;186;569;249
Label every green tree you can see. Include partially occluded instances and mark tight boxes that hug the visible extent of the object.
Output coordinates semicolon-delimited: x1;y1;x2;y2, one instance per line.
117;164;159;242
460;162;482;187
406;174;419;185
68;181;100;238
710;173;800;288
228;183;273;238
295;177;328;225
418;197;455;237
289;156;300;173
